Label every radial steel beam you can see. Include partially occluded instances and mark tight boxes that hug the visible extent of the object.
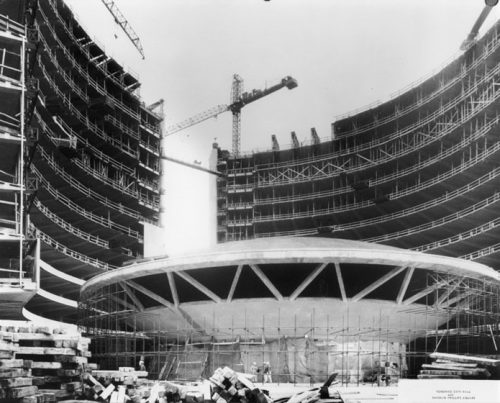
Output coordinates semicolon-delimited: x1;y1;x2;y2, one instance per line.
249;264;283;301
351;266;407;302
290;263;328;301
334;262;347;302
127;280;175;309
396;266;415;304
226;264;243;303
166;272;179;307
119;281;144;312
126;279;205;333
175;271;222;303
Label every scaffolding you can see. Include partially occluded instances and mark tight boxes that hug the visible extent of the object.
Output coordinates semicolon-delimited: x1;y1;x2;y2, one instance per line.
0;9;38;316
79;272;500;385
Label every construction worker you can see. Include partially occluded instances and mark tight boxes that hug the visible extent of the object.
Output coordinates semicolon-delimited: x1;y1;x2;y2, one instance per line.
384;362;391;386
250;362;259;382
139;355;146;371
263;362;272;383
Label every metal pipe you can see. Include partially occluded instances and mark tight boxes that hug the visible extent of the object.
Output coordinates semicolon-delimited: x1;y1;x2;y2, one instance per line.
161;155;226;178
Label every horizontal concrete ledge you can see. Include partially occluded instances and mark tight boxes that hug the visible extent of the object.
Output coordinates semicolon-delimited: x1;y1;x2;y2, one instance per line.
81;237;500;295
37;288;78;308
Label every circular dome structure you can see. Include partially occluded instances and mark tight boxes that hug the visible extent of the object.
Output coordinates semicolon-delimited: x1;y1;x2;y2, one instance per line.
80;237;500;381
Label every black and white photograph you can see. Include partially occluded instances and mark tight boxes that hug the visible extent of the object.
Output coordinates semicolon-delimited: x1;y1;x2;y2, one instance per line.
1;1;500;402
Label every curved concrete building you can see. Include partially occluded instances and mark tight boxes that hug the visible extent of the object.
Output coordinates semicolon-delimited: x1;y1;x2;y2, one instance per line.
216;19;500;274
80;237;500;380
0;0;162;322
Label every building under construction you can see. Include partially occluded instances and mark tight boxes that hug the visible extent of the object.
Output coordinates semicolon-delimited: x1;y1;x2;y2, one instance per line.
216;16;500;263
1;0;500;386
79;237;500;382
0;0;162;323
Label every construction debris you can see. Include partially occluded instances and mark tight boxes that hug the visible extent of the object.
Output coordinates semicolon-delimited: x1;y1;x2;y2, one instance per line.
91;369;148;384
208;366;270;403
81;377;210;403
417;352;500;380
80;365;346;403
208;367;343;403
81;366;151;401
283;373;343;403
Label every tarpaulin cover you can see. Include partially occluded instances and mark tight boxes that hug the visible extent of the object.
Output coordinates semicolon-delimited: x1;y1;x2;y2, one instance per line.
165;338;407;382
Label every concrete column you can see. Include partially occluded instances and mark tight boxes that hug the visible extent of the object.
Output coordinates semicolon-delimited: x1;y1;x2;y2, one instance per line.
159;130;169;229
158;99;168;229
207;143;219;247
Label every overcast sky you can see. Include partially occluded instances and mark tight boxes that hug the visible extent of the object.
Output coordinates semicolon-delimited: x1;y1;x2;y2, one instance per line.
65;0;500;253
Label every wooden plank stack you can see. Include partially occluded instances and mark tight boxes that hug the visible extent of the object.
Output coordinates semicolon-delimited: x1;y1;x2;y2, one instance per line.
0;350;38;402
80;367;150;402
418;352;500;380
0;325;92;402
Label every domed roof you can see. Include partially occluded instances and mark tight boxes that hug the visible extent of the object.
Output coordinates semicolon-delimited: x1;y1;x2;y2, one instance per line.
82;237;500;294
196;236;405;254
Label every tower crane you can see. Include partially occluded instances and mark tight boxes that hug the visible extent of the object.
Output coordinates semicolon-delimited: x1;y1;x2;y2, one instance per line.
100;0;145;59
165;75;298;156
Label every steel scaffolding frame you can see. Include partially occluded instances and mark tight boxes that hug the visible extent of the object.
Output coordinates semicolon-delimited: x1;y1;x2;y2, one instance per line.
0;9;39;304
79;272;500;385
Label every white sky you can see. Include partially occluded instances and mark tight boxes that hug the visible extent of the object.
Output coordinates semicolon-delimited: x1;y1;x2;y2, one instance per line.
64;0;500;253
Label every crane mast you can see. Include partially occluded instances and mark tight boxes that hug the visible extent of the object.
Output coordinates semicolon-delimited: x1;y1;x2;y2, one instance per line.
229;75;297;156
231;75;244;157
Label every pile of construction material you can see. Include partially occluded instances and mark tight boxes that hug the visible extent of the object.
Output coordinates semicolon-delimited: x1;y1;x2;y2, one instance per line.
283;373;343;403
209;367;270;403
82;367;150;401
75;364;346;403
0;325;93;402
91;367;149;385
209;367;343;403
0;348;37;401
418;352;500;380
82;374;209;403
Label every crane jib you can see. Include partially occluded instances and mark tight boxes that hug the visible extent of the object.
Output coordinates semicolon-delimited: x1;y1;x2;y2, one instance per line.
165;75;298;156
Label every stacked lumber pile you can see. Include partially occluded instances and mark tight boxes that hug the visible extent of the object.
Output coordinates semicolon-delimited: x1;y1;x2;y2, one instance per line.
0;325;93;402
418;352;500;380
0;342;38;402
